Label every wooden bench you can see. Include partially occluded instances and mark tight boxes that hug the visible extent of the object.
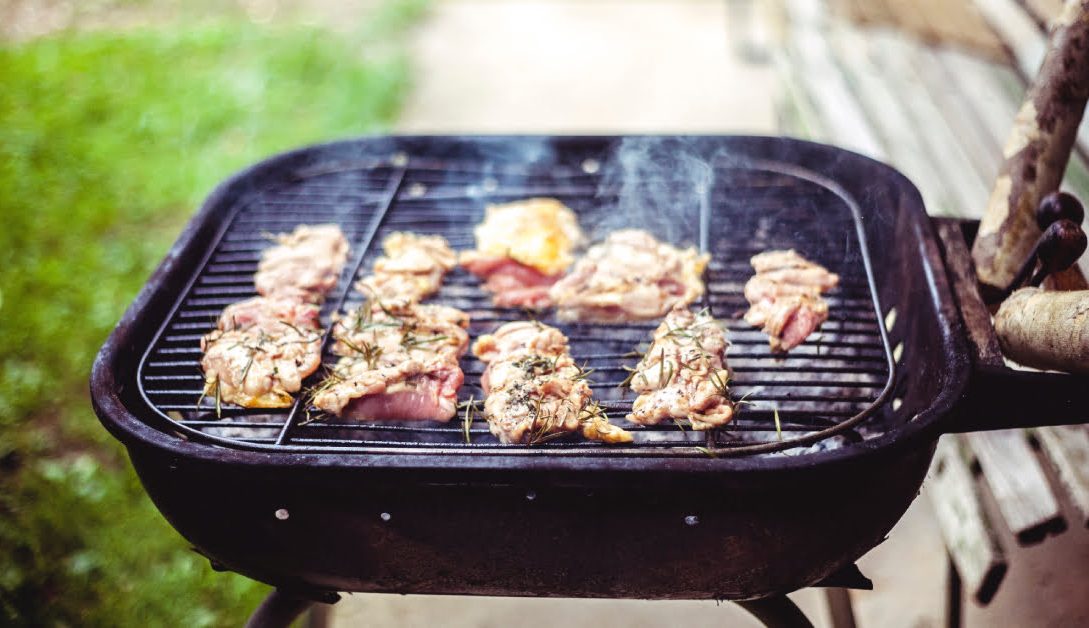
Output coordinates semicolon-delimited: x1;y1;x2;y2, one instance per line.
752;0;1089;624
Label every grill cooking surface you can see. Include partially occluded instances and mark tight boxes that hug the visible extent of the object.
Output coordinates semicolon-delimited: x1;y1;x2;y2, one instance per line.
138;152;894;457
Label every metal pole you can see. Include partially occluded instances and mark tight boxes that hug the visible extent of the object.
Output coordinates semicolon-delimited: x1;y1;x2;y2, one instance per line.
823;588;857;628
245;589;314;628
736;595;815;628
946;556;963;628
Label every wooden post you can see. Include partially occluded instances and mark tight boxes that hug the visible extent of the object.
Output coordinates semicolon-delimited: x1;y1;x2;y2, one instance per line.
971;0;1089;298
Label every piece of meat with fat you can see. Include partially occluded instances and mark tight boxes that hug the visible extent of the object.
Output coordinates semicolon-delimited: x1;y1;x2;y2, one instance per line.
217;295;321;334
311;300;469;421
472;321;632;444
549;229;710;322
255;224;349;302
460;198;584;308
627;305;735;430
356;232;456;303
742;249;838;352
201;325;322;409
460;257;557;309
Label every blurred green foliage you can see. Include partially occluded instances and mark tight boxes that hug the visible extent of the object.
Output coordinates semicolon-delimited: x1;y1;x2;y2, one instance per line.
0;3;424;624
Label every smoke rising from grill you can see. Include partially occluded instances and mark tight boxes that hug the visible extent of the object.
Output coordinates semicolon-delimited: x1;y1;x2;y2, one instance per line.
592;137;712;248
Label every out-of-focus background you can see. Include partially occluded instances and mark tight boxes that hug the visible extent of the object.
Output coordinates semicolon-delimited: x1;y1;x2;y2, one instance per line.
1;0;1087;626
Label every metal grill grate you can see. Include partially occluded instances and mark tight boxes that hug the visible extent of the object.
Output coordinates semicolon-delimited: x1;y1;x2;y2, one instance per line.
137;154;894;457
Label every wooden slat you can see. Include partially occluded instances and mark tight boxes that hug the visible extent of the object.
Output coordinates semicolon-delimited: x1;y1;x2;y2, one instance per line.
867;31;992;217
824;26;957;215
927;437;1007;604
1035;425;1089;527
973;0;1089;167
932;40;1089;277
964;430;1067;544
1022;0;1067;26
781;0;885;158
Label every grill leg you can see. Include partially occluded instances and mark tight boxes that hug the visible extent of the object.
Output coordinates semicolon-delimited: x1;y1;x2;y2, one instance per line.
946;556;962;628
245;589;314;628
823;588;857;628
736;595;814;628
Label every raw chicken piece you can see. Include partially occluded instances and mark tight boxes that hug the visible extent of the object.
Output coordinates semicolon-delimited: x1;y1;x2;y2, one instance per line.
356;232;456;303
549;229;710;322
201;224;346;410
472;321;632;444
217;296;321;334
311;300;470;421
255;224;350;302
743;249;838;352
627;305;734;430
460;198;584;308
201;325;323;409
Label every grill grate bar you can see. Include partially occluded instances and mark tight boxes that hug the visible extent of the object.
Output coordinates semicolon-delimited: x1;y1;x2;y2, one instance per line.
136;154;896;458
271;166;408;446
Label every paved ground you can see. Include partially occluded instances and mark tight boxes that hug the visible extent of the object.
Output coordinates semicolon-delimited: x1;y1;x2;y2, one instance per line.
395;0;777;134
335;3;948;625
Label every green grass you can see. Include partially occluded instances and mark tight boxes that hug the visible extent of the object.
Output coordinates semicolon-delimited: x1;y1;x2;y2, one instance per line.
0;5;424;624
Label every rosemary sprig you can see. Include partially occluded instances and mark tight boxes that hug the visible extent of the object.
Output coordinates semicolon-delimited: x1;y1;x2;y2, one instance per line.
773;407;782;441
695;446;719;459
240;353;255;384
401;332;449;350
571;361;595;382
213;374;222;419
709;370;731;399
461;395;475;444
338;338;384;369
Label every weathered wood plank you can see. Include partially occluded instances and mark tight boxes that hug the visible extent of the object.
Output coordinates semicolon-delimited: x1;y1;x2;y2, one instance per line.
927;437;1007;604
1035;425;1089;527
868;31;992;216
824;25;957;215
974;0;1089;167
964;430;1067;544
974;0;1049;76
934;45;1089;278
1022;0;1067;27
912;46;1004;192
781;0;886;158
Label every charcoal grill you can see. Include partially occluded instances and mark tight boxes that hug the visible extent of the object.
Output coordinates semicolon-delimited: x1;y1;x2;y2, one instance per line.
91;136;1089;623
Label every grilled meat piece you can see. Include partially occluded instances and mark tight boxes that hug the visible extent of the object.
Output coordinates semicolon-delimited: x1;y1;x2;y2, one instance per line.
461;198;584;308
201;224;347;410
201;325;323;409
255;224;350;302
743;249;839;352
472;321;632;444
217;296;321;334
627;305;734;430
549;229;710;322
312;300;470;421
356;232;457;303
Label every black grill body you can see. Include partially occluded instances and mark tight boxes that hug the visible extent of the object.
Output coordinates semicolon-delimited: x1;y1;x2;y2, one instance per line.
93;135;971;599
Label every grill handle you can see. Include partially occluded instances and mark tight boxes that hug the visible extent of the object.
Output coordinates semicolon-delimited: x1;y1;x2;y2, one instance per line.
936;218;1089;432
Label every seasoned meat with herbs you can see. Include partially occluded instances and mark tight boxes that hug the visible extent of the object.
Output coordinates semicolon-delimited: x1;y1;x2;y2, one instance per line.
255;224;349;301
201;325;323;409
460;198;584;309
356;232;457;303
743;249;838;352
472;321;632;444
311;300;469;421
217;296;321;334
201;224;348;410
627;305;734;430
549;229;709;322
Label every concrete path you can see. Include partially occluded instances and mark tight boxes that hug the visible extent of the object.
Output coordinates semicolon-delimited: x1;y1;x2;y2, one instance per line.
395;0;778;134
332;2;948;625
